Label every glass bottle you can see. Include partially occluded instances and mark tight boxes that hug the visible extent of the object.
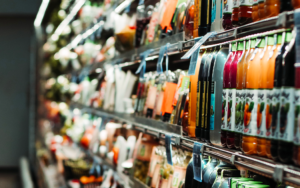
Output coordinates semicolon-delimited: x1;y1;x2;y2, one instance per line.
238;0;253;25
252;0;259;22
258;0;265;20
264;0;280;18
223;0;233;30
232;0;240;27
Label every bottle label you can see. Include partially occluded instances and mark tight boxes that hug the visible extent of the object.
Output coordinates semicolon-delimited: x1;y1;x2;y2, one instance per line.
243;89;259;136
233;0;239;8
223;0;233;13
265;89;273;138
228;89;236;132
236;89;244;133
201;81;207;128
271;88;281;139
211;0;217;23
240;0;253;6
294;89;300;145
257;90;267;138
210;82;216;130
279;87;295;142
221;89;228;130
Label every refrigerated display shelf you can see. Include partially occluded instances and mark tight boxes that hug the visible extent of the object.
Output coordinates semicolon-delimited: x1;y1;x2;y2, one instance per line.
70;10;295;77
70;102;300;187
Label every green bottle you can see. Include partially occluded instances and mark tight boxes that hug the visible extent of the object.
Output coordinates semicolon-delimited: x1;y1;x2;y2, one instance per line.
237;181;263;188
231;178;253;188
243;185;270;188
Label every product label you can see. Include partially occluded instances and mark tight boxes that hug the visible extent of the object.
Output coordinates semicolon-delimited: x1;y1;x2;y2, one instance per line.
228;89;236;132
210;82;216;130
294;89;300;145
205;81;210;130
221;89;228;130
257;90;267;138
202;81;207;128
236;89;244;133
265;90;273;138
196;81;201;128
211;0;217;23
172;171;180;187
243;89;259;136
240;0;253;6
271;88;281;139
279;88;295;142
252;0;258;4
223;0;233;13
233;0;239;8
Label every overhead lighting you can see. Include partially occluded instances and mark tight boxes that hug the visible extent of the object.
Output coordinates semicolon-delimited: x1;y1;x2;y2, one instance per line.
52;0;86;38
34;0;50;27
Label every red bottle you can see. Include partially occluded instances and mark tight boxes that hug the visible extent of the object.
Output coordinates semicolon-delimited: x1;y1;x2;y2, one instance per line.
238;0;253;25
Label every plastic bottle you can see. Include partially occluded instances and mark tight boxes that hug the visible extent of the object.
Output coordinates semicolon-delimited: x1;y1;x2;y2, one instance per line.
264;0;280;18
204;48;219;142
235;40;246;150
238;0;253;25
232;0;240;27
199;0;212;36
256;35;275;157
208;161;236;187
184;0;194;40
221;43;237;147
200;49;213;140
278;31;295;163
258;0;265;20
252;0;259;22
211;0;224;32
292;0;300;8
294;32;300;166
231;178;254;187
227;41;243;149
219;170;241;188
270;31;290;161
242;37;265;155
209;47;229;147
222;0;233;30
188;51;204;137
265;33;281;159
202;158;219;187
237;181;263;188
196;50;210;139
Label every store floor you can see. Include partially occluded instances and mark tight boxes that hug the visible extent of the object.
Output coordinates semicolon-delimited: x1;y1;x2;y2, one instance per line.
0;169;21;188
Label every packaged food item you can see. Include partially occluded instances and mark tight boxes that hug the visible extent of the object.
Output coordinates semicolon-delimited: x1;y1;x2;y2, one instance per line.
203;46;226;146
146;146;163;186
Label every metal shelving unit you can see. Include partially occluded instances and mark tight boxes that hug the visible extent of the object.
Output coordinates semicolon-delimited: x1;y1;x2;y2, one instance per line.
71;103;300;187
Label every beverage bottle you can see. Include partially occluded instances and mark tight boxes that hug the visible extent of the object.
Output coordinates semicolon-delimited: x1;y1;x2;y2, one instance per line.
231;178;254;187
294;30;300;166
208;161;236;187
196;50;210;139
238;0;253;25
258;0;265;20
252;0;259;22
278;30;295;163
279;0;293;12
235;40;246;150
292;0;300;8
196;0;212;36
232;0;240;27
236;181;263;188
264;0;280;18
184;0;195;40
199;49;213;140
270;31;290;161
218;170;241;188
188;50;204;137
222;0;233;30
211;0;224;32
205;47;219;142
244;185;270;188
265;33;281;159
202;158;219;187
227;41;244;149
221;43;237;147
242;37;265;155
182;93;190;135
209;47;229;146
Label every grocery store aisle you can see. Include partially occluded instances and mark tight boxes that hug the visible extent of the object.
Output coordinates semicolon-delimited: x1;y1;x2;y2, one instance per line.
0;169;21;188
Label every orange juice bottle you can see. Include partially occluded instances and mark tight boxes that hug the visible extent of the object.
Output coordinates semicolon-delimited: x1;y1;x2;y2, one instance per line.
256;35;273;157
242;37;265;155
188;51;204;137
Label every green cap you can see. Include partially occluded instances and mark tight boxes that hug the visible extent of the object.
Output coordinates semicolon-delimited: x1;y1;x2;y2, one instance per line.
237;181;263;188
231;178;253;188
238;41;244;51
267;35;274;46
250;38;256;48
244;185;270;188
277;34;282;45
246;40;250;50
231;42;237;52
258;37;265;48
285;31;292;42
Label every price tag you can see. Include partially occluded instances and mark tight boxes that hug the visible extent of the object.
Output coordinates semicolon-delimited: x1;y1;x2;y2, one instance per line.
165;134;173;165
193;142;203;182
136;49;154;78
187;46;200;75
157;44;168;74
181;32;217;59
295;10;300;64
